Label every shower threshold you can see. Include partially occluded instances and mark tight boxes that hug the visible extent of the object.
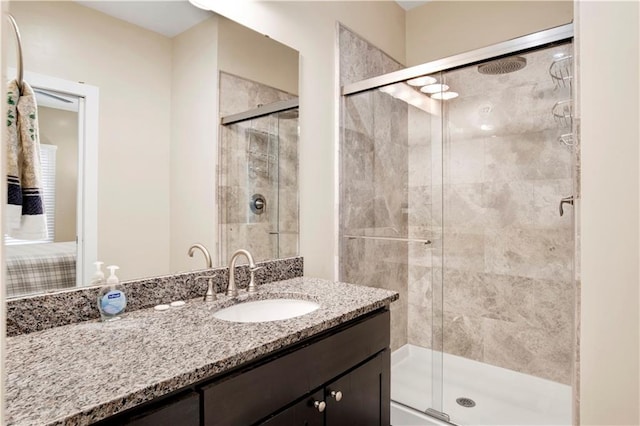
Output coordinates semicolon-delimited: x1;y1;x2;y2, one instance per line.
391;344;571;426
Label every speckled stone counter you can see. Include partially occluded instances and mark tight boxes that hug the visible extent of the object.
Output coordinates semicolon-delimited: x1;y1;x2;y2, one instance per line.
7;257;303;336
6;277;398;426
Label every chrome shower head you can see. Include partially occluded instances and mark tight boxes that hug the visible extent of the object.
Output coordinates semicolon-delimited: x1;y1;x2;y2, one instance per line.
478;56;527;75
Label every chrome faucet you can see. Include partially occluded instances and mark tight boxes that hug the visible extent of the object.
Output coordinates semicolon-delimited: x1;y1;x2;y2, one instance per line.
227;249;261;297
188;243;216;302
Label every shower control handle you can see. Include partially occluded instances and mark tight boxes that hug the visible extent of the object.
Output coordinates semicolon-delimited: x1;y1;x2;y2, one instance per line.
313;400;326;412
559;195;574;216
329;390;343;402
250;194;266;215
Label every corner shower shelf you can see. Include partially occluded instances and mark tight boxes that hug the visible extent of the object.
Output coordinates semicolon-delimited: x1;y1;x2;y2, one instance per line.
552;99;573;128
549;55;573;88
558;133;575;147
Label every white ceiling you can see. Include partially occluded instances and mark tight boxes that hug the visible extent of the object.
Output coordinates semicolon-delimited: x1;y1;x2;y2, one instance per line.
75;1;212;38
395;1;430;11
75;1;429;38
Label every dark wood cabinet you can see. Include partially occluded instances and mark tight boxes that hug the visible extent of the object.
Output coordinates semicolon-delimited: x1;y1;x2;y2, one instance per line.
94;309;390;426
261;391;325;426
260;349;390;426
95;391;199;426
325;349;390;426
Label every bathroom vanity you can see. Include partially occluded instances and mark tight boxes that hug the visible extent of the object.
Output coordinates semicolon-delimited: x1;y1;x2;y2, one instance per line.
99;309;389;426
5;277;397;426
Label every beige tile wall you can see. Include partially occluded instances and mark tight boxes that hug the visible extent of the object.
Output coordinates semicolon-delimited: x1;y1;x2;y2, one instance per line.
339;25;408;351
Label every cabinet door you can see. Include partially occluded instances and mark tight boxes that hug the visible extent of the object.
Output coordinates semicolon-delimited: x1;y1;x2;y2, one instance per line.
325;350;390;426
260;391;325;426
96;391;200;426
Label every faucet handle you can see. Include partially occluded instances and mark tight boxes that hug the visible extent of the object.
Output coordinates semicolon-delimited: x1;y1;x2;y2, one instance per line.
195;276;217;302
247;266;262;294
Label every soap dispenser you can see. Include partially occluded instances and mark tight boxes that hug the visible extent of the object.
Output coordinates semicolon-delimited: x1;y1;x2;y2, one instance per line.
97;265;127;321
90;261;105;286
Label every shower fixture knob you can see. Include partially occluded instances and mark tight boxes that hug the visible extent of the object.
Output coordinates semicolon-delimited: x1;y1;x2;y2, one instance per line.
250;193;266;215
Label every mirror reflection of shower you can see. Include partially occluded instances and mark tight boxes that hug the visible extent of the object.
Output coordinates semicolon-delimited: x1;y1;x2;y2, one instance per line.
219;87;299;265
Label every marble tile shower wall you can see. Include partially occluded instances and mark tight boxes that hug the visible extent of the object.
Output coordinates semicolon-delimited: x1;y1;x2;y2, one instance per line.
338;25;408;351
219;73;298;263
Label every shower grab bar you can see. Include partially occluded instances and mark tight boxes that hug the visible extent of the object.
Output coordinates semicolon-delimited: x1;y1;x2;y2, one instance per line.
6;13;24;95
343;235;432;245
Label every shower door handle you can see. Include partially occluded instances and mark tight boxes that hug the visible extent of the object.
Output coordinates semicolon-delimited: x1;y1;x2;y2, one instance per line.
559;195;574;216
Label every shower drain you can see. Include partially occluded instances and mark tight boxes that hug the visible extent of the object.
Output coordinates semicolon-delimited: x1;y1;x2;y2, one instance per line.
456;397;476;408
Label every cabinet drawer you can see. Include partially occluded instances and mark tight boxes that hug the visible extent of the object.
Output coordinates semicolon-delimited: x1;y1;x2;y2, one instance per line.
201;309;390;426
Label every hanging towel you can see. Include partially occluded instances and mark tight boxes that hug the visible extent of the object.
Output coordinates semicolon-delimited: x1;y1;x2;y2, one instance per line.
6;79;47;240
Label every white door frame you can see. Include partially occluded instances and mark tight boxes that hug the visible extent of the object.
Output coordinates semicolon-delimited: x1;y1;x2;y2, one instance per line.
9;67;99;287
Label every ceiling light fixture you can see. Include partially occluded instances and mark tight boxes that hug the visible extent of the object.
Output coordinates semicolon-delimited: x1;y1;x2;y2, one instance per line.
420;83;449;94
430;91;459;100
407;76;437;87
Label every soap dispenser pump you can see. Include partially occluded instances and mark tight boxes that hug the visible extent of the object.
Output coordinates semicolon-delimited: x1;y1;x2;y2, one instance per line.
97;265;127;321
91;261;105;286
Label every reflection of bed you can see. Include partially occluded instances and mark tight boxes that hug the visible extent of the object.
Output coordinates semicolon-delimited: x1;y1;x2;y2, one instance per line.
6;242;76;297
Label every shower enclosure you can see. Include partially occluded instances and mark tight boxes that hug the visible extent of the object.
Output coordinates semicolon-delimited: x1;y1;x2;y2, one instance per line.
340;25;576;425
219;99;299;264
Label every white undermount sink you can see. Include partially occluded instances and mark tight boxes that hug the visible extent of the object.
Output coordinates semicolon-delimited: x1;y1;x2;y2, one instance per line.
213;298;320;323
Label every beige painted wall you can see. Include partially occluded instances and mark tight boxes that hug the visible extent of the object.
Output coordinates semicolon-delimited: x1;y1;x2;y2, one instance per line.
10;1;173;281
218;15;298;96
577;1;639;424
38;106;78;242
204;1;406;279
169;16;219;273
406;1;573;66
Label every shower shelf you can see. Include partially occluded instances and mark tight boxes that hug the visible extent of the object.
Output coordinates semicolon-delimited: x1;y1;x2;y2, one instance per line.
549;55;573;88
552;99;573;127
558;133;575;147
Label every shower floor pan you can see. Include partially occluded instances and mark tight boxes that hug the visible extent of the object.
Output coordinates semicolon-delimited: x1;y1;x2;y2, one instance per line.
391;344;571;426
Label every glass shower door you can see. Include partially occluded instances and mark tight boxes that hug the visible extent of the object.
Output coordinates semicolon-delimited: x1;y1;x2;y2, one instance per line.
339;74;447;418
438;43;575;425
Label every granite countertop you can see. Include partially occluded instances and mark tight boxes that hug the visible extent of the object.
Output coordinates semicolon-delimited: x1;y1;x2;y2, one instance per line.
6;277;398;426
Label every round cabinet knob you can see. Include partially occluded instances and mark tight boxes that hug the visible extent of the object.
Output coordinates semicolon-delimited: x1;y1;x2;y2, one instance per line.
330;390;343;402
314;400;326;412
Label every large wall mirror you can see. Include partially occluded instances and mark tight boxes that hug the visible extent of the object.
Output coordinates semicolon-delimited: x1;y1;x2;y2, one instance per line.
4;1;300;298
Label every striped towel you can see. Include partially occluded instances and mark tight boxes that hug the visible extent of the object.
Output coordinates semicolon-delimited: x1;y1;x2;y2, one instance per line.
6;79;47;240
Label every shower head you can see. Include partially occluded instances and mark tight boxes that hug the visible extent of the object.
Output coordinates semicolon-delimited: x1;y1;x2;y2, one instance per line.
478;56;527;75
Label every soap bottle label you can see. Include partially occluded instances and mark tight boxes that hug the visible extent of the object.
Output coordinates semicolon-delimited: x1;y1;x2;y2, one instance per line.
100;290;127;316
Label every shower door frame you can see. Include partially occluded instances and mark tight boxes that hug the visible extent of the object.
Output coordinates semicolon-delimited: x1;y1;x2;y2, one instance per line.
341;23;573;96
340;22;575;424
